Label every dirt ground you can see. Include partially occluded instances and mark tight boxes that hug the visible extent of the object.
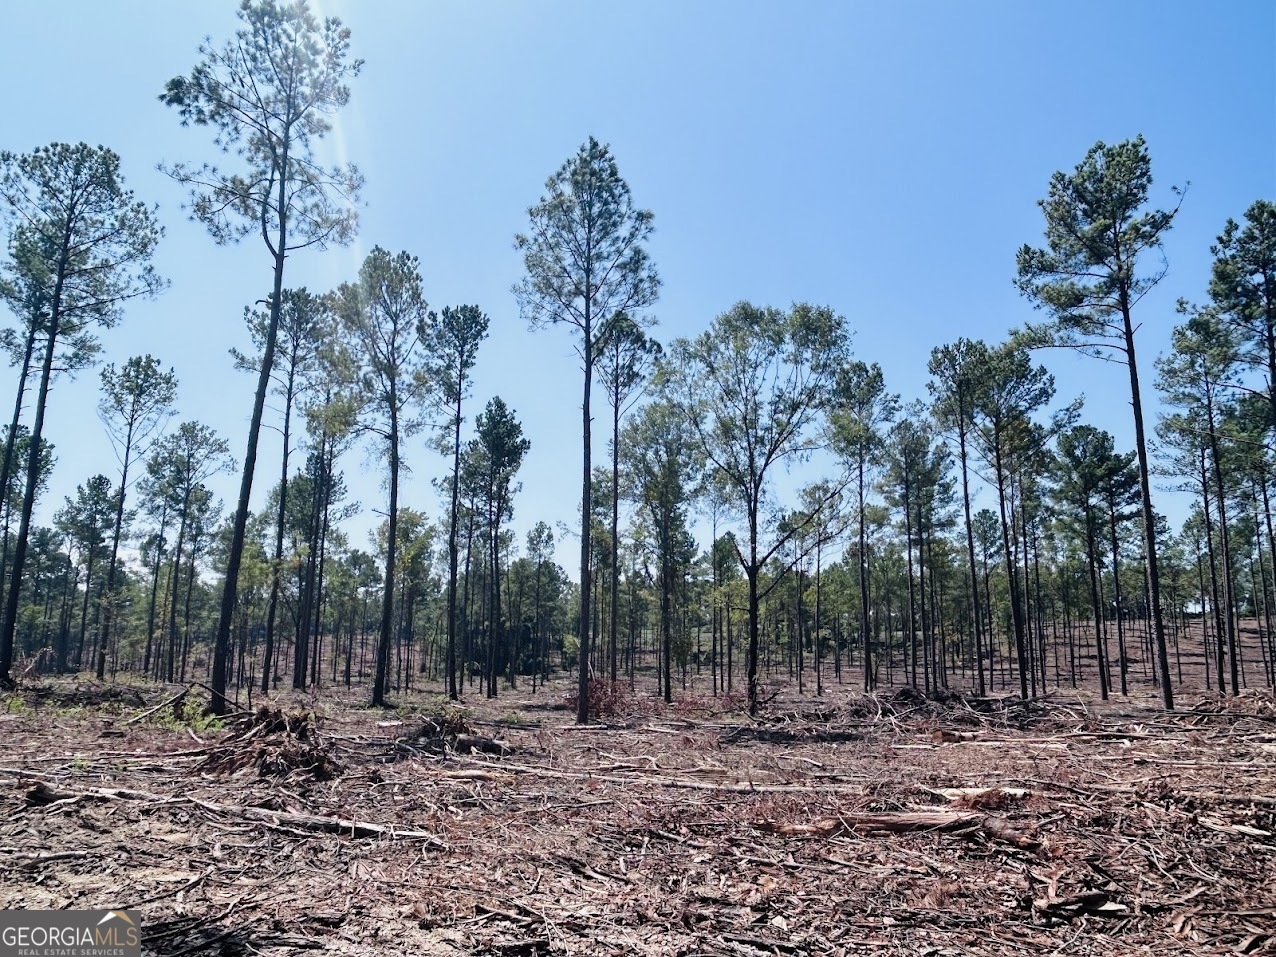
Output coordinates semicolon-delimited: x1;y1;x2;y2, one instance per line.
1;667;1273;957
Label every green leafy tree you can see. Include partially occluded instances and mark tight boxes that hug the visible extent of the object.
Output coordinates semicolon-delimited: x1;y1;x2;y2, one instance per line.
468;397;530;697
514;137;660;722
665;302;851;713
1016;135;1182;708
427;304;489;699
332;247;430;706
0;143;163;686
598;313;660;685
620;397;701;702
829;361;898;690
94;356;178;678
162;0;362;712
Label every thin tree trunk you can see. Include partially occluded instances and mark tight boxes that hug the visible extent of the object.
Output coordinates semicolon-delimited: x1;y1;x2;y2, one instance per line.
1120;289;1172;708
0;224;70;685
211;133;291;715
261;375;296;693
373;410;400;707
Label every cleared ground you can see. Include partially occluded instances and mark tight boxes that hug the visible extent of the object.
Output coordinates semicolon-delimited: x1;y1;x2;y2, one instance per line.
0;668;1273;956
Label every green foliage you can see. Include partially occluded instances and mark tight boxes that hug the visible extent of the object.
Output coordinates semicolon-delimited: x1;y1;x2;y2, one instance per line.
232;289;329;400
98;356;179;460
0;144;166;336
515;137;660;343
830;361;899;465
599;312;662;412
161;0;363;252
665;300;851;711
515;137;659;721
428;305;490;430
1053;425;1138;548
1015;135;1183;358
153;695;224;734
332;247;432;447
471;397;531;522
1208;199;1276;410
666;301;851;538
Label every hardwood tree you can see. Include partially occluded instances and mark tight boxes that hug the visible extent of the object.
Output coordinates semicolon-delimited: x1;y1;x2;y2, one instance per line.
162;0;362;712
665;302;852;713
331;247;430;707
1016;135;1182;708
620;396;701;702
0;143;163;686
514;137;660;722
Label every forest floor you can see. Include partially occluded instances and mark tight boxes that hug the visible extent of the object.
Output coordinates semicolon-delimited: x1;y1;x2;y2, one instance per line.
0;663;1274;956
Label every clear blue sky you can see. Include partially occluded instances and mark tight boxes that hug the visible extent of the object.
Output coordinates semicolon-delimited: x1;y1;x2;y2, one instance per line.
1;0;1273;576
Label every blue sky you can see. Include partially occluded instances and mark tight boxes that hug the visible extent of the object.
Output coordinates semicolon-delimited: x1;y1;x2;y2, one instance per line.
1;0;1273;576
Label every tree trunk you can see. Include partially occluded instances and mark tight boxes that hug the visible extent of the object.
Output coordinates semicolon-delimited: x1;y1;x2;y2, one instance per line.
211;133;291;715
0;323;38;620
446;384;463;700
0;217;71;685
858;458;871;691
992;427;1029;700
261;373;296;693
1120;290;1173;708
576;318;593;723
373;410;400;707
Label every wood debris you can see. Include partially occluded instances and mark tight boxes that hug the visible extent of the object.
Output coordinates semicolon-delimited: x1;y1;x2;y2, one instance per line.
0;678;1272;956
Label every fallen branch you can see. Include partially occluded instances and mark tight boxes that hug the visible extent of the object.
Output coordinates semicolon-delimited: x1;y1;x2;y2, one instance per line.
18;780;448;848
1033;891;1128;920
756;810;983;836
755;809;1045;853
122;688;189;726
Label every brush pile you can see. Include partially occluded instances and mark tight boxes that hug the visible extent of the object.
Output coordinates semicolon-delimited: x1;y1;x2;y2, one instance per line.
199;706;340;780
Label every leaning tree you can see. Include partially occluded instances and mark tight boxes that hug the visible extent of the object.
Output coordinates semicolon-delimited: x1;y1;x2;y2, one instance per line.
162;0;362;713
0;143;163;685
1016;135;1182;709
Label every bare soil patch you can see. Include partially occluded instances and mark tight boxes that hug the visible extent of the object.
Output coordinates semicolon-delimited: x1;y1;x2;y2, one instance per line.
1;677;1273;956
